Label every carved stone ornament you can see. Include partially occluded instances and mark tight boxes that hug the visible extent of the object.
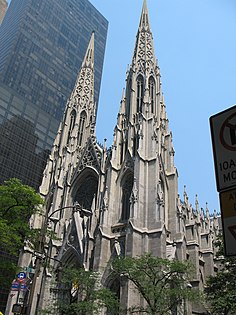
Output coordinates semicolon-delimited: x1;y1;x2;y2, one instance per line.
135;31;154;73
77;140;101;172
75;68;93;107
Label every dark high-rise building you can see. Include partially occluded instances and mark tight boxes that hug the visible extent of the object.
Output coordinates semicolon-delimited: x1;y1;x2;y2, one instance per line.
0;0;108;190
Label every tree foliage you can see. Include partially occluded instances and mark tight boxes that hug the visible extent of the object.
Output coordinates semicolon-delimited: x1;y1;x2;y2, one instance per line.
0;178;43;287
204;235;236;315
56;267;119;315
112;253;197;315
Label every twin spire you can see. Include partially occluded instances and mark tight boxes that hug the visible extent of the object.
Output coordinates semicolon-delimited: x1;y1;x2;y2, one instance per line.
60;0;156;149
67;0;155;116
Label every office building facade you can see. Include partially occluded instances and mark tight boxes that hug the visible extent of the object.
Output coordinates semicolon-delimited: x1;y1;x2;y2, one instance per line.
0;0;108;190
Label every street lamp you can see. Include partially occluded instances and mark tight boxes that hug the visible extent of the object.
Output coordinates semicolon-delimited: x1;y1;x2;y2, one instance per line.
25;202;89;315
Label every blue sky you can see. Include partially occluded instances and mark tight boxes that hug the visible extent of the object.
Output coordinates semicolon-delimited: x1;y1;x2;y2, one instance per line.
90;0;236;213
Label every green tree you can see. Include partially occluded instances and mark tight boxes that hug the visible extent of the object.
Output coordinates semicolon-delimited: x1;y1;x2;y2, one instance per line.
56;267;119;315
0;178;43;287
204;235;236;315
112;253;198;315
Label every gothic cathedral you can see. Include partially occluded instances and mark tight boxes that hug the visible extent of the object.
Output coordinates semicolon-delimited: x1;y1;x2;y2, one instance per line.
18;1;220;314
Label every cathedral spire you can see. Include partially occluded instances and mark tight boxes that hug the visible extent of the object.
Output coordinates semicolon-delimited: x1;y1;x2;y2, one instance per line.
139;0;150;31
82;31;95;68
132;0;156;71
125;0;161;121
71;31;95;108
112;0;164;165
63;32;96;147
40;32;97;194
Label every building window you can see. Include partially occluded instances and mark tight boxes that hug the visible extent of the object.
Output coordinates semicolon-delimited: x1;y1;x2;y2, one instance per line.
67;109;76;144
136;75;144;113
121;174;134;221
119;134;124;165
148;76;155;113
74;175;98;210
106;279;120;315
126;77;132;118
77;111;86;146
69;109;76;130
133;133;139;156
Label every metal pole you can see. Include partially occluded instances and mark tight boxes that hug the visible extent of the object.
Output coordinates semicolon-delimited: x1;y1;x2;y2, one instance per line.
25;205;78;315
25;231;46;315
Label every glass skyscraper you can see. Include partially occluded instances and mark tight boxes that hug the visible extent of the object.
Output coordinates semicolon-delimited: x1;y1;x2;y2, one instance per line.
0;0;107;311
0;0;108;190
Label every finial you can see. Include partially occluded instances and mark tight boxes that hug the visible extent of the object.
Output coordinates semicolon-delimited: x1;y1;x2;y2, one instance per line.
160;93;165;105
122;88;125;100
103;138;107;150
206;202;209;219
214;209;217;218
200;208;204;220
119;89;126;115
183;185;188;206
184;185;187;197
195;194;199;211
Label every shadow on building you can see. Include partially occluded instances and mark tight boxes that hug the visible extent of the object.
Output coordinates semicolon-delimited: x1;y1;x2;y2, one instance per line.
0;115;49;313
0;115;50;190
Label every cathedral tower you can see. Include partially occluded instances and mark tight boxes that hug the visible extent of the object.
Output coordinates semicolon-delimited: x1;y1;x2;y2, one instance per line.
99;0;178;244
13;1;220;314
93;1;180;308
14;32;105;314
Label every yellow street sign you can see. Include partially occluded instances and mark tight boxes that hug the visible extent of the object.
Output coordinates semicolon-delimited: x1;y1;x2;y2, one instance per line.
220;188;236;256
220;188;236;218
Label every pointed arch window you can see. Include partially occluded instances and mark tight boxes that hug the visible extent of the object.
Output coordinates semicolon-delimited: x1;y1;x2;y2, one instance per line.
106;279;120;315
119;133;124;165
74;175;98;210
133;133;139;156
156;178;165;221
148;76;155;113
77;111;86;146
120;142;124;165
133;135;136;157
124;139;128;156
70;109;76;130
136;75;144;113
126;77;132;118
121;174;134;222
67;109;76;144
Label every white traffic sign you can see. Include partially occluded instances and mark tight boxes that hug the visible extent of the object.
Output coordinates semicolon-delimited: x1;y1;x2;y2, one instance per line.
210;105;236;191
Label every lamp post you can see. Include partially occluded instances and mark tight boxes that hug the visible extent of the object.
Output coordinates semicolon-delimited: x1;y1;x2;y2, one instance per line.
25;203;85;315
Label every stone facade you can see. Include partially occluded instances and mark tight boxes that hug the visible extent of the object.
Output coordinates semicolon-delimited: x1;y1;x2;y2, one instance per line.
9;1;221;314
